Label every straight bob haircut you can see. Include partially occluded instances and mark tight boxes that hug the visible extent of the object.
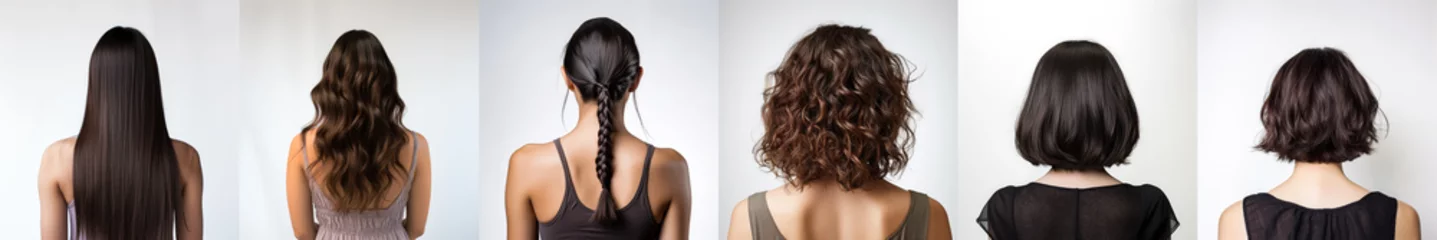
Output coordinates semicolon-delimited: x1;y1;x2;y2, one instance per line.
1015;40;1139;170
1256;48;1380;163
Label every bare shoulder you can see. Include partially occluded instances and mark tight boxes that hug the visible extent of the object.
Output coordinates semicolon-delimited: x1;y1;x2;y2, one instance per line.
926;197;952;239
1397;199;1420;223
39;137;78;178
1218;200;1246;239
728;198;752;239
507;142;558;176
1396;200;1421;239
649;147;689;177
169;139;203;179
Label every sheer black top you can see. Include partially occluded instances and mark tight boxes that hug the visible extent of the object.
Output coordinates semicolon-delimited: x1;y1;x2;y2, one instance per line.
1242;192;1396;240
978;183;1178;240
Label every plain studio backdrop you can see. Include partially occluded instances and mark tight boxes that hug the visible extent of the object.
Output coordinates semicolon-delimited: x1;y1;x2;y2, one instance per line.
719;0;958;238
0;1;242;239
478;0;721;239
957;0;1198;239
1196;0;1437;238
236;0;479;238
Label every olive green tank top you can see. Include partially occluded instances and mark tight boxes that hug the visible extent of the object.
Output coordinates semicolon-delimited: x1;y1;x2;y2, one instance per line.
746;190;931;240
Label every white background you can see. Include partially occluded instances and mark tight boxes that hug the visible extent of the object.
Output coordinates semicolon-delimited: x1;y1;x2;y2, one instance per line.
1196;1;1437;238
957;0;1197;239
236;0;479;238
719;0;959;238
477;0;721;239
0;1;242;239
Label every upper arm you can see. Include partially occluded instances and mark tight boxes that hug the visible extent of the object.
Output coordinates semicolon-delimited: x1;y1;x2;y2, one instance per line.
1217;201;1247;240
504;144;541;240
727;199;751;240
172;140;204;240
285;133;317;240
405;133;432;238
1396;200;1420;240
38;140;70;240
926;198;951;240
654;148;691;240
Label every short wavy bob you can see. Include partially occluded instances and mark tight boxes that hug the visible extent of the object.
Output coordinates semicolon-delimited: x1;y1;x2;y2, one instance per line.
755;24;916;190
1256;48;1381;163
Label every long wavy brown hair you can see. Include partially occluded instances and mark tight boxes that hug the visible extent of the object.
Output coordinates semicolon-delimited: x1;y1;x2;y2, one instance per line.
74;26;186;239
303;30;409;212
755;25;917;190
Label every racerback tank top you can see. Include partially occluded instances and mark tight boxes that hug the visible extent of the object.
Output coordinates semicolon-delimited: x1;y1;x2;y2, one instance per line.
537;139;663;239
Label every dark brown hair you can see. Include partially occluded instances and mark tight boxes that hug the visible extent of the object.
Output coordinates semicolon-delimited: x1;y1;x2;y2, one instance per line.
755;25;916;190
562;17;641;224
303;30;410;212
1256;48;1380;163
1015;40;1139;170
74;26;186;239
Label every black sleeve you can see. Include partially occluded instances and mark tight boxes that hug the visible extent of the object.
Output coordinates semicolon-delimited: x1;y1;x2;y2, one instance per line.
1138;185;1179;240
978;187;1015;240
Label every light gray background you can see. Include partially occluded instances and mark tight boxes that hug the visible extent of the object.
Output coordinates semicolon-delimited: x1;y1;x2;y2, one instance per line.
956;0;1198;239
718;0;959;238
1196;1;1437;238
0;0;242;239
478;0;721;239
235;0;480;238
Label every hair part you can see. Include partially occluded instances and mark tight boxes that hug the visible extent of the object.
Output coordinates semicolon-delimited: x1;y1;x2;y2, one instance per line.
755;24;917;190
303;29;410;212
74;26;185;239
562;17;641;224
1014;40;1140;170
1256;47;1381;163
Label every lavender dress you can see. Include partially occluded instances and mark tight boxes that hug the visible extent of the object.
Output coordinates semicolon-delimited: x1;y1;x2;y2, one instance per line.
302;132;418;240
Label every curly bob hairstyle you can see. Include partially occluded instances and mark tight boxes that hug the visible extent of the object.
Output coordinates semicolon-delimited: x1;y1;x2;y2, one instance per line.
1256;48;1381;163
1015;40;1139;170
755;24;916;190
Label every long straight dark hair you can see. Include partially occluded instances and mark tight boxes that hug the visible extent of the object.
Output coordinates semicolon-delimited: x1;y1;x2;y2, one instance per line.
302;30;409;212
73;26;185;239
562;17;641;224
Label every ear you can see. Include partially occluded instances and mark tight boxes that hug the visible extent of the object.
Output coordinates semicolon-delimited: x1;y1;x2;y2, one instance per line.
628;67;644;92
561;66;577;91
561;66;582;99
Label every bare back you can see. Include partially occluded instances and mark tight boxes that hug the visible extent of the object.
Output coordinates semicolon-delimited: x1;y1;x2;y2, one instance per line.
37;137;204;240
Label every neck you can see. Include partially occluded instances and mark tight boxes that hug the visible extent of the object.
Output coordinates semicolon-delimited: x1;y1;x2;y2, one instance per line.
1281;161;1357;189
570;102;630;137
1036;168;1122;188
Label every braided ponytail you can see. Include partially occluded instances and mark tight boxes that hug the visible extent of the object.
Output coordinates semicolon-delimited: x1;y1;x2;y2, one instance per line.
562;17;640;224
592;85;619;223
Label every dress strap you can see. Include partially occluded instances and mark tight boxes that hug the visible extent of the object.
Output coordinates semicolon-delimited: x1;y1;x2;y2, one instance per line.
300;133;312;179
747;192;783;240
895;190;931;239
404;131;419;189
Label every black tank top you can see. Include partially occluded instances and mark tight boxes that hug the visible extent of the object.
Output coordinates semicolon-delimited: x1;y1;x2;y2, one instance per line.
1242;192;1397;240
537;139;662;239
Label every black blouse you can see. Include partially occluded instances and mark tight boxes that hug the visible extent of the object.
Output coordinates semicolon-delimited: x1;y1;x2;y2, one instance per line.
978;183;1178;240
1242;192;1397;240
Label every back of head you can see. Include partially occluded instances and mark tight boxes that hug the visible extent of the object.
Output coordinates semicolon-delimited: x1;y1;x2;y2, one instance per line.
305;29;410;212
74;26;184;239
561;16;642;225
1015;40;1140;170
1256;48;1380;163
756;24;916;191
